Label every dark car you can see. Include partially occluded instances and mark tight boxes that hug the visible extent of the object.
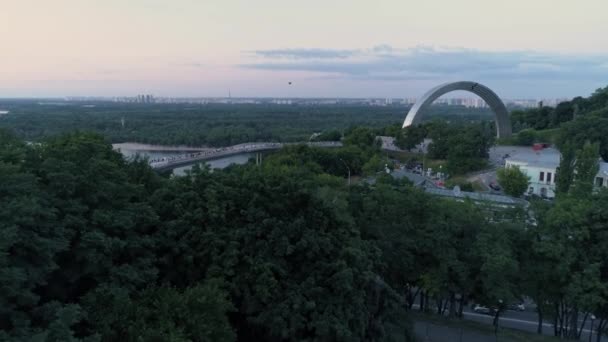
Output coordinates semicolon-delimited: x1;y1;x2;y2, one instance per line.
489;182;501;191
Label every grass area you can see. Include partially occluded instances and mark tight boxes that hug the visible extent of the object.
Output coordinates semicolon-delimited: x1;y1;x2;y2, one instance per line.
412;312;560;342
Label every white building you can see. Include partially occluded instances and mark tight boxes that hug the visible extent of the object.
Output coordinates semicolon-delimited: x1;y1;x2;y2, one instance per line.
504;146;608;198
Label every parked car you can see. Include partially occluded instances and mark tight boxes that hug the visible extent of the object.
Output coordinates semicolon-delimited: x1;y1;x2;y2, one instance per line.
473;304;496;315
507;303;525;311
489;182;501;191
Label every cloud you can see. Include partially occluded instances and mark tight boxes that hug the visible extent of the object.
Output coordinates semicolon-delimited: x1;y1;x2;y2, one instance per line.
171;62;205;68
241;45;608;82
248;48;359;59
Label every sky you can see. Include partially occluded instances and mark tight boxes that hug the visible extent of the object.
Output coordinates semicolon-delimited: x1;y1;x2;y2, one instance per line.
1;0;608;99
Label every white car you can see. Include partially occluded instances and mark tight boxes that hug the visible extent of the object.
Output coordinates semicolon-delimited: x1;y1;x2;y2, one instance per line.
473;304;496;315
508;303;525;311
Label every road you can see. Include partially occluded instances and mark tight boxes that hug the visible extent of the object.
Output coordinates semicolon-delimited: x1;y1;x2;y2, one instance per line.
378;136;521;195
466;169;501;193
412;304;607;341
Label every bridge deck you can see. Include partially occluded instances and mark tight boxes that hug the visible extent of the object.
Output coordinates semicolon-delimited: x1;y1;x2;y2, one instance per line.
149;141;342;171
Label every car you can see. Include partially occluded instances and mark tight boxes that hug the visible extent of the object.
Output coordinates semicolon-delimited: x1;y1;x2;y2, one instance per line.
489;182;501;191
473;304;496;315
507;303;525;311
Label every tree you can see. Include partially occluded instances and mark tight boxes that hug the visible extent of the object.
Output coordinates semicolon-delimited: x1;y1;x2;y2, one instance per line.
362;154;393;176
85;281;235;342
349;183;432;310
0;130;75;340
424;123;494;175
497;166;530;197
472;223;520;332
395;125;426;150
569;141;600;198
150;157;401;341
313;130;342;141
343;127;377;148
422;199;487;318
515;129;536;146
533;195;606;339
426;121;451;159
556;143;576;195
558;115;608;161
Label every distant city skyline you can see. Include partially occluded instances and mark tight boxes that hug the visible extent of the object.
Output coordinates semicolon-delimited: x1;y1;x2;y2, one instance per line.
2;0;608;98
64;94;569;110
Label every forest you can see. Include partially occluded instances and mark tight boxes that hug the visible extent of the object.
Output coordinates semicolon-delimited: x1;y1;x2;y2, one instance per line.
508;86;608;160
2;124;608;341
0;100;493;147
3;87;608;341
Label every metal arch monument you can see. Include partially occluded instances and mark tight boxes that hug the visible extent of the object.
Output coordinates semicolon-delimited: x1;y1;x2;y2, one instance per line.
402;81;512;138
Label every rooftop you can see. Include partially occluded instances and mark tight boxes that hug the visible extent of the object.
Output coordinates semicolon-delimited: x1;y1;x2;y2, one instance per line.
503;146;561;168
600;161;608;177
390;169;430;187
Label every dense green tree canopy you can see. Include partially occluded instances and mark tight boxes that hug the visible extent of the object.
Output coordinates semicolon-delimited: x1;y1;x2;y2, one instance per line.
510;85;608;133
398;121;494;175
497;166;530;197
0;101;493;147
0;131;415;341
4;104;608;341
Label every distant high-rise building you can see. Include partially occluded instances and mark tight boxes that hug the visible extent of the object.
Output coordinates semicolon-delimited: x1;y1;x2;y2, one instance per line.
134;94;155;103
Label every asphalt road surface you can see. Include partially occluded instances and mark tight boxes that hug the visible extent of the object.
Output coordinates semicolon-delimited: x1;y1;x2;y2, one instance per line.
412;304;607;341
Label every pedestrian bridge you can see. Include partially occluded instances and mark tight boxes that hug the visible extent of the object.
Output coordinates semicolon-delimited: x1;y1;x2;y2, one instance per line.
149;141;342;171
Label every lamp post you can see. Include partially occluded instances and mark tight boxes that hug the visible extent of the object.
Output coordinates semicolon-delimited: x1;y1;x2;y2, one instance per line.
339;158;351;186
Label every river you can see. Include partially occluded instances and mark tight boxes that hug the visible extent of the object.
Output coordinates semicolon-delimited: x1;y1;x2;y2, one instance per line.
113;143;255;176
172;153;254;176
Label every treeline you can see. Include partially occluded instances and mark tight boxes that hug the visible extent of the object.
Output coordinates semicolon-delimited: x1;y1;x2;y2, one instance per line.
0;101;492;147
511;86;608;132
507;86;608;160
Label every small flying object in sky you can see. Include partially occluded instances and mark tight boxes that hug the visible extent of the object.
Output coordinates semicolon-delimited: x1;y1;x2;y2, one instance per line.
288;82;292;85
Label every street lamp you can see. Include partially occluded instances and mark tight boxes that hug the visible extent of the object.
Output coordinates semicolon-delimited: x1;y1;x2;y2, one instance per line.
339;158;351;186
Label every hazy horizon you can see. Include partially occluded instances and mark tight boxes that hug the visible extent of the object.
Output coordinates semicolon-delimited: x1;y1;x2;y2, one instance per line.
2;0;608;99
